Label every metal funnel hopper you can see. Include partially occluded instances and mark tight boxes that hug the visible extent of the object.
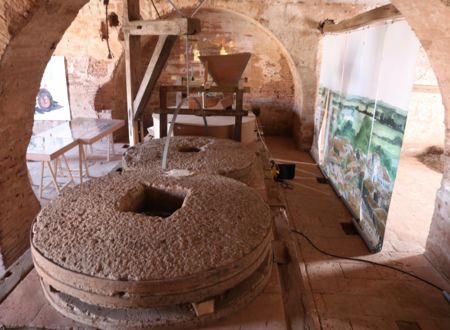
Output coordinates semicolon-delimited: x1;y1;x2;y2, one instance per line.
200;52;251;86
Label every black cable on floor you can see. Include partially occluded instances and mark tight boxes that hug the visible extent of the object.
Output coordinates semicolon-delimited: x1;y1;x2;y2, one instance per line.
291;229;450;303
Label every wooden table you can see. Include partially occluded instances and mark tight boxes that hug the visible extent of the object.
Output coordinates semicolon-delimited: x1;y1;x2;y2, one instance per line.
70;118;125;162
27;135;78;198
27;118;125;197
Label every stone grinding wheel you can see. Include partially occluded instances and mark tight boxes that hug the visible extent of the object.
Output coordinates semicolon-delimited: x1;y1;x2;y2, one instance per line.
31;170;272;329
122;136;256;184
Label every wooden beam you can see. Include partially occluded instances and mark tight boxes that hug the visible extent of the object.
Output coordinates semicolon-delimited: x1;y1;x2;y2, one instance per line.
124;0;141;146
133;35;177;119
123;18;201;36
154;109;249;116
192;299;215;317
0;249;33;304
412;84;441;94
160;85;250;94
323;4;402;33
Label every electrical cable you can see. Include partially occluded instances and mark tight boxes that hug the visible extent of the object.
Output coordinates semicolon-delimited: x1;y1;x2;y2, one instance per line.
150;0;161;19
162;97;187;170
291;229;450;303
167;0;187;17
190;0;207;18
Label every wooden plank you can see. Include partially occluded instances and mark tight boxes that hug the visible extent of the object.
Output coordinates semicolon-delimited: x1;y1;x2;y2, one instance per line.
31;232;271;296
412;84;441;94
192;300;215;317
323;4;402;33
159;87;168;138
233;89;244;141
124;18;201;36
124;0;141;146
161;85;250;94
0;249;33;304
133;35;177;119
155;109;248;117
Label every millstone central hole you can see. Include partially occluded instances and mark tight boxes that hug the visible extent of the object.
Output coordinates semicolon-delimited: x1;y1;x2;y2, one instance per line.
177;145;200;153
119;185;186;218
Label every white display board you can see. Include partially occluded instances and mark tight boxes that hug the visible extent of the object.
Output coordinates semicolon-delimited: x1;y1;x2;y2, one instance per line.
316;20;420;251
34;56;71;121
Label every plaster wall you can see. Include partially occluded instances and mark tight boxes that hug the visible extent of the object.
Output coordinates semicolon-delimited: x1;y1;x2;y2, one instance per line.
390;0;450;279
403;46;445;154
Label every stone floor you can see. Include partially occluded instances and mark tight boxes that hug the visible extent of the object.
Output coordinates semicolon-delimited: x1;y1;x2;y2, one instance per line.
1;136;449;329
266;136;450;330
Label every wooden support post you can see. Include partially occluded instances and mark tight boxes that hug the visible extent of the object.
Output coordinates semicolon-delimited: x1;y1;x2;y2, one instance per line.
233;89;244;142
322;4;402;33
159;87;168;138
124;0;141;146
133;35;177;119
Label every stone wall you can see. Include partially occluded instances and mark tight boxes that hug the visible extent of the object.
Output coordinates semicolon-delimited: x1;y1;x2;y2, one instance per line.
104;8;296;139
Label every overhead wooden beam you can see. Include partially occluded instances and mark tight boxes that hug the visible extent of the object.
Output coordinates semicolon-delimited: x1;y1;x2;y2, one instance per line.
154;109;249;116
123;18;201;36
323;4;402;34
124;0;141;146
412;84;441;94
133;35;177;119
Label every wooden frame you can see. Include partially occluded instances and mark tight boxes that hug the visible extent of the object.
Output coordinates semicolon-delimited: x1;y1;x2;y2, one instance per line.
157;85;249;142
122;0;201;146
322;4;402;34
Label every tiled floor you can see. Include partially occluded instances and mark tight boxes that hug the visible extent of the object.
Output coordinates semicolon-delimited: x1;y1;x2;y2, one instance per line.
266;136;450;330
2;136;449;329
0;266;286;329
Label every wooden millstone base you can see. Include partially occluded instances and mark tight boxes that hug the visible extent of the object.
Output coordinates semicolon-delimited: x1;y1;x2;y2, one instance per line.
40;252;273;329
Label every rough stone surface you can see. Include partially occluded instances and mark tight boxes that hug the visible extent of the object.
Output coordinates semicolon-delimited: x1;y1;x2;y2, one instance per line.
32;171;271;281
123;136;256;183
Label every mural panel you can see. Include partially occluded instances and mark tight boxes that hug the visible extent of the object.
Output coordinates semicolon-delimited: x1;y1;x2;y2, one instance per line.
317;21;419;250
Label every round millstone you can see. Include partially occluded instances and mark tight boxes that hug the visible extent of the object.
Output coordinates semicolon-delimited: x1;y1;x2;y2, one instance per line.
122;136;256;183
32;170;272;322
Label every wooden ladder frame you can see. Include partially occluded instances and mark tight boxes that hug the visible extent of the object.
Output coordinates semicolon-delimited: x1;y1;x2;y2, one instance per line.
122;0;201;146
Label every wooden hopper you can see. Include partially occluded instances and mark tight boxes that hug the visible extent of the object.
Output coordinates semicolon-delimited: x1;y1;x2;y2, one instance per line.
200;52;251;86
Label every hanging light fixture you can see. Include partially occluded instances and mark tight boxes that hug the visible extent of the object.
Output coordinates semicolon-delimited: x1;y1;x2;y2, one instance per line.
193;43;201;62
219;44;228;56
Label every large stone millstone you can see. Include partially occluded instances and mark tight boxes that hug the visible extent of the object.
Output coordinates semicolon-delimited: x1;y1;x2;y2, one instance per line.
122;136;256;183
31;170;272;328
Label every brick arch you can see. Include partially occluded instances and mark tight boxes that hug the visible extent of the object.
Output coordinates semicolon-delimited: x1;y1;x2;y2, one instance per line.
0;0;88;270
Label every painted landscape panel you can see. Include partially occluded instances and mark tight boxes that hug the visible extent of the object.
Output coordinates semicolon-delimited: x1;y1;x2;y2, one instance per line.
320;87;408;249
316;21;419;251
